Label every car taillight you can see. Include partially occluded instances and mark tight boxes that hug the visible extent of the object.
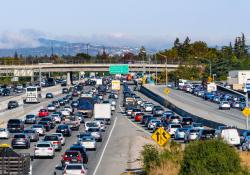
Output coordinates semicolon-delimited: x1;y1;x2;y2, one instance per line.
77;155;81;161
48;148;53;150
53;141;59;144
81;169;85;174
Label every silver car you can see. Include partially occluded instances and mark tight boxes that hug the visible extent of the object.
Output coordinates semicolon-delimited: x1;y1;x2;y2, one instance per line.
23;129;39;142
43;135;62;151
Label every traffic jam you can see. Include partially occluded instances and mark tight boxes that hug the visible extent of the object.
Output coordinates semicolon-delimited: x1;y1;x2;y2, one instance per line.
0;77;119;175
123;83;250;150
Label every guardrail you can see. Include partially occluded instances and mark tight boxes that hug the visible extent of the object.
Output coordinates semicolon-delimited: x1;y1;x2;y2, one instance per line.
140;85;246;133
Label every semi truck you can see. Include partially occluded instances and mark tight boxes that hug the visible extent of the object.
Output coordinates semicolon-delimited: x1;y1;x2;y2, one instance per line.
94;104;111;125
77;97;94;118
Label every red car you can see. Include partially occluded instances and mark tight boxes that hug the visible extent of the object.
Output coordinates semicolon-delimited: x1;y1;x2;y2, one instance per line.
134;113;143;122
61;150;83;167
38;109;49;117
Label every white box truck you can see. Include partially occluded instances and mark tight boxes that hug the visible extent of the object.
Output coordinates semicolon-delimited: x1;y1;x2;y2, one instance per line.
94;104;111;125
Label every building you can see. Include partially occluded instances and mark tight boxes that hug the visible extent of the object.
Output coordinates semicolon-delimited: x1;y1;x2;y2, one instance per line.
227;70;250;91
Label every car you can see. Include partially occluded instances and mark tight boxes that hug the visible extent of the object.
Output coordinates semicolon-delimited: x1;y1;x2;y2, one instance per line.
51;133;65;146
40;116;56;129
43;134;62;151
167;124;182;137
87;128;102;142
184;129;200;143
7;119;24;132
140;115;152;125
144;103;153;112
31;124;45;136
85;121;99;131
152;106;164;116
148;119;161;130
45;93;54;98
11;133;30;149
231;101;240;108
61;150;83;167
24;114;37;124
51;114;62;123
62;88;69;94
71;101;79;108
168;116;181;124
59;99;66;106
47;104;56;112
174;128;189;140
63;164;88;175
131;108;142;118
219;101;231;110
69;144;88;164
38;121;51;131
38;109;49;117
215;126;240;146
2;89;10;96
192;123;204;130
181;117;193;126
34;141;55;158
14;87;23;93
198;129;215;140
56;124;72;137
78;136;96;150
23;129;39;142
93;120;106;131
241;136;250;151
0;128;9;139
7;101;19;109
52;100;60;108
134;113;143;122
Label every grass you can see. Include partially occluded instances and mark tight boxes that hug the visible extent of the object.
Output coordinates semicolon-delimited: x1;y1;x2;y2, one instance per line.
240;152;250;171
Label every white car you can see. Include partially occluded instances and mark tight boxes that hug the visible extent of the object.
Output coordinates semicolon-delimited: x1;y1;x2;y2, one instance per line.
31;124;45;136
144;104;153;112
34;141;55;158
111;105;116;111
51;133;65;146
78;136;96;150
175;128;188;140
47;104;56;112
219;101;230;110
216;127;240;146
85;121;99;131
94;120;106;131
0;128;9;139
64;106;73;113
63;164;87;175
167;124;182;136
61;110;71;116
184;129;200;143
51;114;61;123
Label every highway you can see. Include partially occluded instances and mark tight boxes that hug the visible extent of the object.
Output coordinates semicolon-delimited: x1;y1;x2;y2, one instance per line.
144;84;248;130
0;85;155;175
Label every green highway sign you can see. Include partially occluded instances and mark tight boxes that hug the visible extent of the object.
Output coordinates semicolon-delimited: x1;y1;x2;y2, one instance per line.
109;65;129;74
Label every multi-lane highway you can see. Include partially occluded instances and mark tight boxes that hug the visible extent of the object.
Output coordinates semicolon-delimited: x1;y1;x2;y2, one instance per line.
144;84;248;129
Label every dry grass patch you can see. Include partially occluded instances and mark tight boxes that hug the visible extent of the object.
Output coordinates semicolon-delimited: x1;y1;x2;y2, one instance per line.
240;151;250;170
149;160;180;175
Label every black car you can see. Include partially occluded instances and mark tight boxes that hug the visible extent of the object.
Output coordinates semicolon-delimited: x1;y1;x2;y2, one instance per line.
62;88;69;94
46;93;54;98
69;144;88;164
7;119;24;132
2;89;10;96
7;101;19;109
56;124;72;137
198;129;215;140
40;117;56;129
24;114;37;124
59;99;65;106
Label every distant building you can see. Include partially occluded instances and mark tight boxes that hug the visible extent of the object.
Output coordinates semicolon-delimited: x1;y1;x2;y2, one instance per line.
227;70;250;91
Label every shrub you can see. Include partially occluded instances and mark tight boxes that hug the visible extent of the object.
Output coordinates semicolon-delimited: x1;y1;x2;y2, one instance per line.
180;139;248;175
141;144;160;173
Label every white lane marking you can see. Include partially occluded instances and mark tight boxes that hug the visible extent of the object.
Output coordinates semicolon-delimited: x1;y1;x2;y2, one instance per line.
92;116;118;175
119;105;151;136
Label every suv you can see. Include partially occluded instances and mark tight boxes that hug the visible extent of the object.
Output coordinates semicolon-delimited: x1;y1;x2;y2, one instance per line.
24;114;37;124
43;135;62;151
40;117;56;129
7;119;24;132
11;134;30;149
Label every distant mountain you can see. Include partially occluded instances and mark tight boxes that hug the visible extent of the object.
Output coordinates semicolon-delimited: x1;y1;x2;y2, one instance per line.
0;38;156;57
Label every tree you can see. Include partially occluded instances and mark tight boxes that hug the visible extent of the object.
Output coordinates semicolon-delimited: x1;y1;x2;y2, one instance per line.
14;51;19;59
174;38;181;49
138;46;146;60
180;139;248;175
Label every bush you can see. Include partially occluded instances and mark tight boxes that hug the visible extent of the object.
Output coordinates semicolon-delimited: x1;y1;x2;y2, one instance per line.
180;139;248;175
141;144;160;173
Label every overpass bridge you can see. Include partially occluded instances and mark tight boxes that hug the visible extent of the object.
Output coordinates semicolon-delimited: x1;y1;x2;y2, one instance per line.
0;63;180;85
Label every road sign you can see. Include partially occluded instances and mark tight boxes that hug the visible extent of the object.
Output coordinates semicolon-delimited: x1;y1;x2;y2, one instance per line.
164;88;170;95
242;107;250;117
151;127;171;147
109;65;129;74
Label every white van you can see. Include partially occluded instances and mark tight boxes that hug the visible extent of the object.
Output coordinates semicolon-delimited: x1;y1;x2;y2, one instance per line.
217;127;240;146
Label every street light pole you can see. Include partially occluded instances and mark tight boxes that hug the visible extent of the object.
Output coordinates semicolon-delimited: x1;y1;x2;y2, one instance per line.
209;60;212;77
155;55;158;85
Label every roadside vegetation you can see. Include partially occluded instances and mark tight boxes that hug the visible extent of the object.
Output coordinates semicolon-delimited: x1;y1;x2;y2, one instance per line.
141;139;250;175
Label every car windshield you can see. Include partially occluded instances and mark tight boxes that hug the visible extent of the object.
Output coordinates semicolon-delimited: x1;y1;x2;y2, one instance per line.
26;115;35;119
14;134;25;138
32;125;43;128
24;130;35;133
44;136;58;141
8;119;21;124
58;125;68;129
37;144;50;147
86;123;98;127
66;165;82;170
172;125;181;128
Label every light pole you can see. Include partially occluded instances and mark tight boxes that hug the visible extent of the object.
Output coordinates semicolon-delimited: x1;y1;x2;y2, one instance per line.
242;73;249;130
212;74;216;82
155;54;158;85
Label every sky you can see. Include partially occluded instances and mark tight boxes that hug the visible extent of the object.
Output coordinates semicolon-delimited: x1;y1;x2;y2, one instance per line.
0;0;249;49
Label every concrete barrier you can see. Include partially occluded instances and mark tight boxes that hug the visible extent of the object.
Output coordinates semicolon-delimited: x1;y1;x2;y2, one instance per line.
140;85;246;133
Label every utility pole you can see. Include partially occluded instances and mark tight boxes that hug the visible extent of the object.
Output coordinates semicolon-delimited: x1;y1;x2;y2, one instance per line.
155;55;157;85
